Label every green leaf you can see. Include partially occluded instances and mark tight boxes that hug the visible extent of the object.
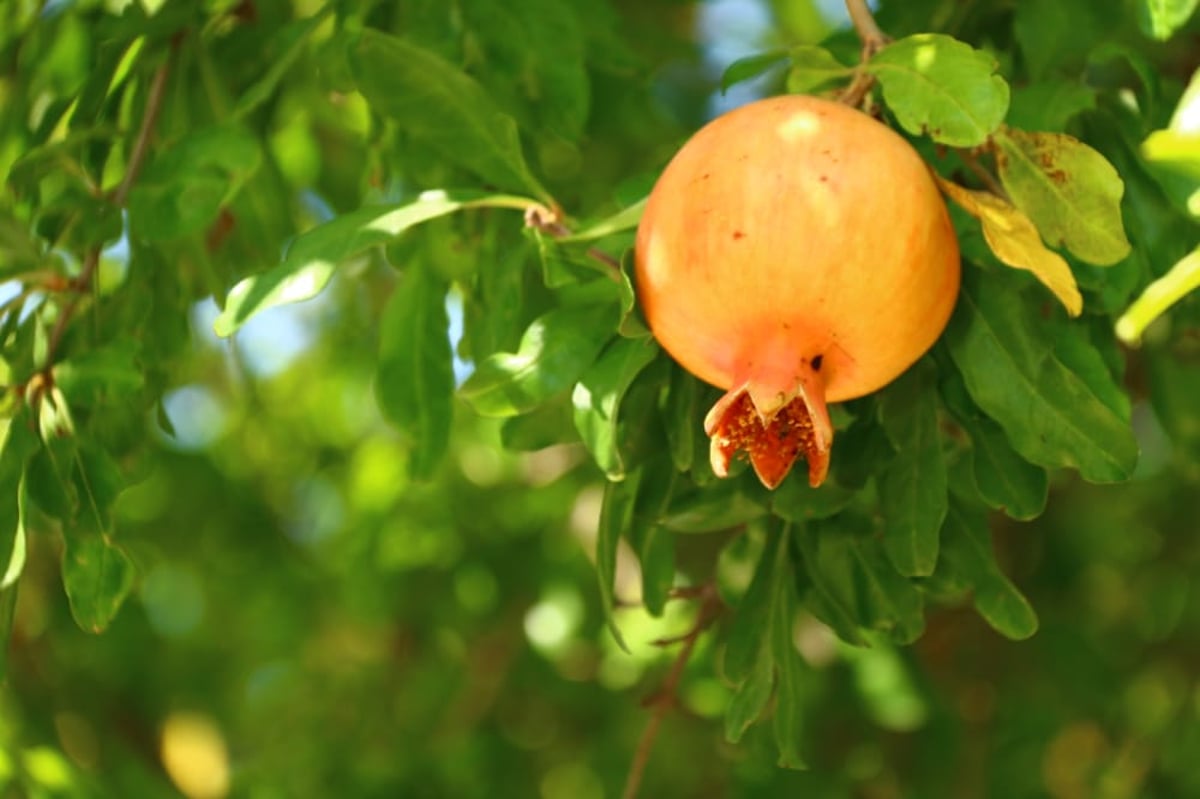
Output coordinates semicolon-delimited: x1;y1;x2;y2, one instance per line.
723;527;782;682
877;360;947;577
945;272;1138;483
721;50;788;94
1137;0;1199;40
232;7;333;119
785;45;852;94
376;266;455;480
634;523;675;617
572;336;658;480
661;364;700;474
770;557;807;770
795;517;926;646
771;476;855;523
558;199;645;243
215;190;531;336
995;128;1132;265
127;124;262;241
966;413;1048;521
1006;81;1097;132
724;643;774;743
597;473;641;652
53;342;145;405
349;29;551;203
939;502;1038;640
460;303;617;417
61;533;135;634
0;419;39;592
660;478;768;533
866;33;1009;147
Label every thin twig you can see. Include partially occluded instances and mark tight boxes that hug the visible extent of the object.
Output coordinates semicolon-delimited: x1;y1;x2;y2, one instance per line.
955;147;1008;199
43;40;178;367
621;585;722;799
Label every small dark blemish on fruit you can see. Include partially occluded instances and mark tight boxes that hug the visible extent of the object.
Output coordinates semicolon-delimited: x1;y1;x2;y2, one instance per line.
732;230;746;240
812;354;823;372
819;175;828;183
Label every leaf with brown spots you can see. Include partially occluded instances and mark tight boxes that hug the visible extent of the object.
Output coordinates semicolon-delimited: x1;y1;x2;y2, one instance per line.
937;176;1083;316
994;128;1131;266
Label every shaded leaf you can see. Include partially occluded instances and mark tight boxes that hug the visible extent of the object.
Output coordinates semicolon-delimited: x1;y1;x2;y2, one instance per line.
1006;80;1097;132
937;176;1083;315
597;473;641;652
877;361;947;577
128;124;261;241
661;363;700;473
349;29;550;202
572;336;659;480
660;478;768;533
967;414;1049;521
945;271;1137;482
460;303;617;417
866;33;1009;147
724;644;774;743
939;502;1038;640
377;266;455;479
722;50;788;94
233;7;334;119
769;547;806;770
785;45;852;94
62;533;135;634
995;128;1132;265
796;518;926;646
723;527;782;682
0;419;39;593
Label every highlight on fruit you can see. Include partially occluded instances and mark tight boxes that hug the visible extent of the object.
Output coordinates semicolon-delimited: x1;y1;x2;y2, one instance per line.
635;94;961;489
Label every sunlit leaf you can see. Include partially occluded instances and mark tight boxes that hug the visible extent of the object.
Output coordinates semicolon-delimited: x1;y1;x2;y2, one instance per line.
460;303;617;417
377;265;455;479
946;271;1137;482
866;33;1009;146
215;190;532;336
572;336;658;480
1137;0;1200;40
995;128;1132;265
937;176;1083;315
558;199;645;243
349;29;551;202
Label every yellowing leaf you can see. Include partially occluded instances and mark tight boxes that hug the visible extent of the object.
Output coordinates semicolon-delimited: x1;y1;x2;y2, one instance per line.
937;176;1083;316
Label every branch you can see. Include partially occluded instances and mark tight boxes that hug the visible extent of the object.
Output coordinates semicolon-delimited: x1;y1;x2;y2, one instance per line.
621;585;722;799
845;0;887;51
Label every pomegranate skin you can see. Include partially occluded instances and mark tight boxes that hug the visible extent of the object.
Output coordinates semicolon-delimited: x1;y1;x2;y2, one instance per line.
635;94;960;488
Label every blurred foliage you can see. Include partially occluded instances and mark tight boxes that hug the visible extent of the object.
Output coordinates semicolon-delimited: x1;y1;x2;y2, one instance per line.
0;0;1199;797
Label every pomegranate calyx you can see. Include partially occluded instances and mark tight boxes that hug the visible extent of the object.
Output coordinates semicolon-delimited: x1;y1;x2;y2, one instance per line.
703;368;833;490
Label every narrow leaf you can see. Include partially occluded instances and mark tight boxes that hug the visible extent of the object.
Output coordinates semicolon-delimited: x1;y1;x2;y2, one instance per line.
0;420;39;591
945;271;1138;483
377;266;455;479
637;524;675;617
866;33;1009;147
937;176;1083;315
233;7;333;119
877;361;947;577
1116;245;1200;345
558;199;645;243
995;128;1132;265
723;527;782;682
770;557;807;770
460;303;617;417
967;414;1049;521
939;502;1038;640
572;337;659;479
215;190;531;336
597;473;642;652
349;29;550;202
724;646;774;743
722;50;789;94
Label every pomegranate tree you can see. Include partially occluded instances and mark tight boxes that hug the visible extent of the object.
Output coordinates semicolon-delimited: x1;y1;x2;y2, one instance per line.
636;94;961;489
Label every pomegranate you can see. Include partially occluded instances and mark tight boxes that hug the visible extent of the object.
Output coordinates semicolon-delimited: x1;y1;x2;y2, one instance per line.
635;94;960;489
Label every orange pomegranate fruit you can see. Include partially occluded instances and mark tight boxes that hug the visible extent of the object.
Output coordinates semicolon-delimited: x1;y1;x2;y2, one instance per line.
635;94;960;489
